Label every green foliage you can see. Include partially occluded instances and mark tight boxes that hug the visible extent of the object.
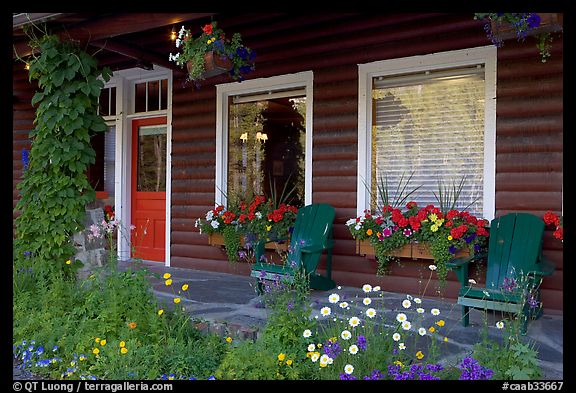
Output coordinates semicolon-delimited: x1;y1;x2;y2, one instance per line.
472;338;542;380
13;258;226;380
14;32;111;276
222;225;242;263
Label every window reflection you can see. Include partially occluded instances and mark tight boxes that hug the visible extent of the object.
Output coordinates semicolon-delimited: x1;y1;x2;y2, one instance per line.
228;95;305;206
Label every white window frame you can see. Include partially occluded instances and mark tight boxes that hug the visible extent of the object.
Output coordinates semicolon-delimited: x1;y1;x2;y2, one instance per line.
101;66;173;265
357;46;497;220
215;71;314;207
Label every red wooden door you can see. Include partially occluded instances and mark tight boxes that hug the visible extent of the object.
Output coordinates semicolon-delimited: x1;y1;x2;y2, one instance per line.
131;117;167;262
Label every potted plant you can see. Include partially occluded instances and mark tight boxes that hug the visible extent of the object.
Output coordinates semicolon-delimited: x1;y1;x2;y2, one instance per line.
169;21;256;84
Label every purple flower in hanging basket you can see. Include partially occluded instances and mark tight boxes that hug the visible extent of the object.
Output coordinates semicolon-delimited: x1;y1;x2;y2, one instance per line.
527;13;541;29
449;245;459;254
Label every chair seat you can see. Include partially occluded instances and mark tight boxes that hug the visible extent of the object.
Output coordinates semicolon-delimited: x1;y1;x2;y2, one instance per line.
459;286;523;303
250;263;295;282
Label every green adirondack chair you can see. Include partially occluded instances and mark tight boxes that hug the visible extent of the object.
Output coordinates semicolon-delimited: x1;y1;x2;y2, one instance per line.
447;212;555;334
250;203;336;293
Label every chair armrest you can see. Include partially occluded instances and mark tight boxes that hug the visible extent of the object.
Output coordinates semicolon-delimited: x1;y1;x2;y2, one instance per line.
301;239;334;254
528;257;555;277
446;252;487;269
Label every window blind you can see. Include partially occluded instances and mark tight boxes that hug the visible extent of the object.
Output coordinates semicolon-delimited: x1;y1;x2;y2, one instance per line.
371;65;485;217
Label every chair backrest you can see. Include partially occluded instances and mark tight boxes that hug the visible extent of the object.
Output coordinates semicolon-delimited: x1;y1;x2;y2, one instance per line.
485;213;545;289
287;203;335;273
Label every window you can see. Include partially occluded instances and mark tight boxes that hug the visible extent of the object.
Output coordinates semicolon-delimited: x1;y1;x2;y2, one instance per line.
357;47;496;220
216;72;313;207
134;78;168;113
227;90;306;207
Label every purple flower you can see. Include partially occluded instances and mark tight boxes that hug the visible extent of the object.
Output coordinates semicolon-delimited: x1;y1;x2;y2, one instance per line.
448;245;459;254
502;277;517;292
323;340;342;359
458;357;494;380
356;335;367;351
381;227;392;238
527;13;541;29
363;369;383;380
528;295;540;309
339;373;357;380
403;228;412;237
464;233;477;244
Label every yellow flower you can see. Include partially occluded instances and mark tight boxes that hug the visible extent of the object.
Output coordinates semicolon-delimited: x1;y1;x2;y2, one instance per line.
428;326;436;333
163;273;171;279
416;351;424;360
100;339;107;346
225;337;232;343
430;224;439;232
95;338;100;343
92;348;100;355
436;320;445;327
447;235;453;241
181;284;189;291
165;279;173;286
120;347;128;354
174;297;181;304
443;337;449;342
266;225;272;231
428;213;438;222
119;341;126;348
158;309;164;316
286;359;293;366
278;353;286;362
65;259;71;265
366;228;373;236
394;360;404;367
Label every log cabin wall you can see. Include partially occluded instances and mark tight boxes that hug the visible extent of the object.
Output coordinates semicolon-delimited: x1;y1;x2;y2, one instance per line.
12;13;563;312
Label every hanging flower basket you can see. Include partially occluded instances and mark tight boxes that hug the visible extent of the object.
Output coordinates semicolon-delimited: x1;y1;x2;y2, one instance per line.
187;51;233;80
489;13;563;40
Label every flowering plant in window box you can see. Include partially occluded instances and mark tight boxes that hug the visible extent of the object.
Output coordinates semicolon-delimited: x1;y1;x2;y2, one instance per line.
543;211;563;242
195;204;243;262
169;21;256;85
347;202;489;285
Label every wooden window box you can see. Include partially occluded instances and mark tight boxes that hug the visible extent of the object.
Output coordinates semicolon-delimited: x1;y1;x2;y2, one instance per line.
356;239;470;260
208;232;289;252
490;13;563;40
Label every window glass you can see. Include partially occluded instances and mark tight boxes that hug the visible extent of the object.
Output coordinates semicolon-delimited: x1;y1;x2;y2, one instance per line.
371;66;485;216
134;82;147;113
227;93;306;207
137;125;167;192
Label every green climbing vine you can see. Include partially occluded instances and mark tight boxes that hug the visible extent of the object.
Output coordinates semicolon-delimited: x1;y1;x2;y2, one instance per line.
14;32;111;277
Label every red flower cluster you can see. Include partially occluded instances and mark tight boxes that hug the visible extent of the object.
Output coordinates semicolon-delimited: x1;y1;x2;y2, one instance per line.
268;203;298;223
543;211;563;241
103;205;115;222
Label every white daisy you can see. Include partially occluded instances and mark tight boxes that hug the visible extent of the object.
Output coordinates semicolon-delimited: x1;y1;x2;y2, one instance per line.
468;279;477;285
392;333;401;342
345;218;356;226
320;307;331;317
341;330;352;340
339;301;349;309
362;284;372;293
328;293;340;303
307;343;315;352
344;364;354;375
363;297;372;306
373;286;381;292
402;299;411;309
396;313;407;323
431;308;440;316
349;316;361;328
366;308;377;318
319;354;330;364
414;298;422;304
416;308;425;314
428;264;437;271
303;329;312;338
311;353;319;362
418;327;427;336
401;321;412;331
398;343;406;350
496;321;505;329
348;344;359;355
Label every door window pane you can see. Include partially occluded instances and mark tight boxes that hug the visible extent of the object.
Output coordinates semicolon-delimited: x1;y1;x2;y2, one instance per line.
137;125;167;192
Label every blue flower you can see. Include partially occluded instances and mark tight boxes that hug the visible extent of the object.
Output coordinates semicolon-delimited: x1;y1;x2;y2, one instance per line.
527;13;541;29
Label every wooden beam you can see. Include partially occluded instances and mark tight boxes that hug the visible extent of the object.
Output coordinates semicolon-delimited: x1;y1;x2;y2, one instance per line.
13;12;216;59
89;39;186;75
